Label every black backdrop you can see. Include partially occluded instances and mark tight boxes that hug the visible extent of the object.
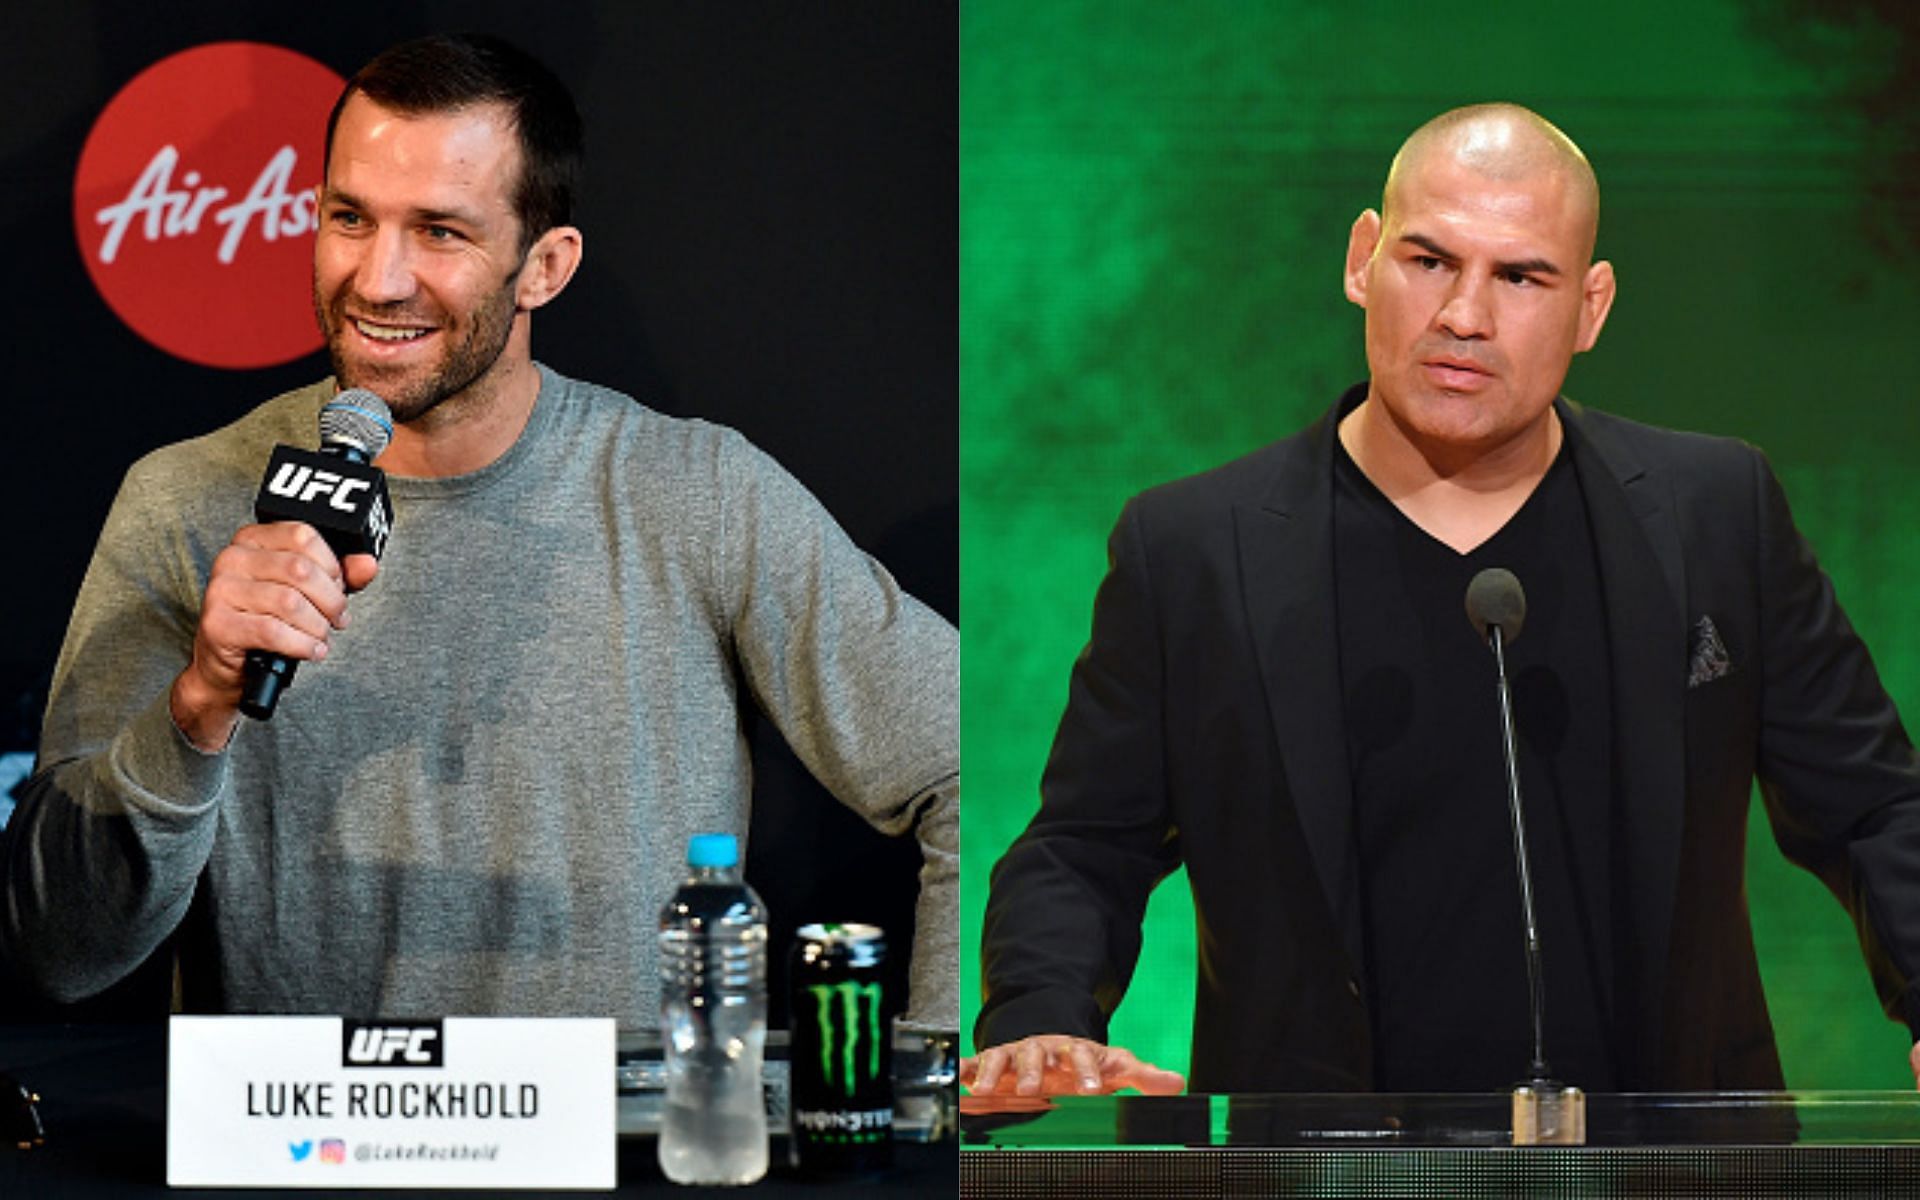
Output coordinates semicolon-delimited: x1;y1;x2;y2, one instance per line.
0;3;956;1025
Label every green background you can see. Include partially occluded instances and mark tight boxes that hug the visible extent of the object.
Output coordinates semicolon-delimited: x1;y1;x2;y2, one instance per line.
961;0;1920;1088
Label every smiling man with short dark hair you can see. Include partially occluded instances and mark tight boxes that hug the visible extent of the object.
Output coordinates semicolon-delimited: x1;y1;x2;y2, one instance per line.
2;33;958;1035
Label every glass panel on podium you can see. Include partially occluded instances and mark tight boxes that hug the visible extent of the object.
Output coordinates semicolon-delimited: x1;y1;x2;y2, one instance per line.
960;1093;1920;1198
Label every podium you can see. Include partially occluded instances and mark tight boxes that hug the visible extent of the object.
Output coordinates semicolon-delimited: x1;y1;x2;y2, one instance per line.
961;1091;1920;1197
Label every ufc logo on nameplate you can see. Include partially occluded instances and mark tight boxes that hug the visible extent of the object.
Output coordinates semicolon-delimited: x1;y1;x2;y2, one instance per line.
343;1021;442;1067
167;1015;614;1189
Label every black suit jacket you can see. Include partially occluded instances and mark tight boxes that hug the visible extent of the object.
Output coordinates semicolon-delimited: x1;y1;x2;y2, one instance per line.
979;388;1920;1092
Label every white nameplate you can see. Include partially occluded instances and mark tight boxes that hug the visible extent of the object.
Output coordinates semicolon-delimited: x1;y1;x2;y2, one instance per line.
167;1016;615;1189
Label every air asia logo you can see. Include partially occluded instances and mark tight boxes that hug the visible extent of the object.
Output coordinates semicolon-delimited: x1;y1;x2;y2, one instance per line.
72;42;344;369
807;982;884;1096
343;1020;444;1068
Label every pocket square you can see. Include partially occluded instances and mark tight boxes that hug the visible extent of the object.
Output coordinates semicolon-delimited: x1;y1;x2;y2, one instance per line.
1688;615;1733;688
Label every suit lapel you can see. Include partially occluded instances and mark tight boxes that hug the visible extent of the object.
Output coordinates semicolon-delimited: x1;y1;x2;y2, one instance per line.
1560;398;1689;1081
1236;394;1692;1070
1235;402;1365;979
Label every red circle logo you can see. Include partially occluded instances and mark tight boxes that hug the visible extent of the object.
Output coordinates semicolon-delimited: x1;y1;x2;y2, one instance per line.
72;42;345;370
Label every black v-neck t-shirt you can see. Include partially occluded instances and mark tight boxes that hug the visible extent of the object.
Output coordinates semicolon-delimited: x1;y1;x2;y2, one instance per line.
1333;437;1619;1092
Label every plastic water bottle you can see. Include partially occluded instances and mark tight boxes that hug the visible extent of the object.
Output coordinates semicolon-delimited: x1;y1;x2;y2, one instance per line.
658;833;770;1185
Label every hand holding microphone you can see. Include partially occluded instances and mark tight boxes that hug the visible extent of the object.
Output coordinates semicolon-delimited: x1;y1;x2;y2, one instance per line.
170;391;394;750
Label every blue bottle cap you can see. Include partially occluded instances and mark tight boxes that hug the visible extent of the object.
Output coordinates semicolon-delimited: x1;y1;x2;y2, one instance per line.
687;833;739;868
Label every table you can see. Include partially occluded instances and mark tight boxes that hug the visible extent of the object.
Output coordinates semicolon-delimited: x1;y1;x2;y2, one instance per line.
2;1022;955;1196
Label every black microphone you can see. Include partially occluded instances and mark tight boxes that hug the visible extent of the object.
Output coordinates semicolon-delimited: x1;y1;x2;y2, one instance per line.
1465;567;1582;1143
237;391;395;720
1466;567;1526;647
1463;568;1552;1082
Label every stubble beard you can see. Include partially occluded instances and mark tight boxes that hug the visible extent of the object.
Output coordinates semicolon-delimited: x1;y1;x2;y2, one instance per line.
315;273;522;426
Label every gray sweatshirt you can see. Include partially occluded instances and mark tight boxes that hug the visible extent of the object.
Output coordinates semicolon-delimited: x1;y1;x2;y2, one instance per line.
3;366;958;1030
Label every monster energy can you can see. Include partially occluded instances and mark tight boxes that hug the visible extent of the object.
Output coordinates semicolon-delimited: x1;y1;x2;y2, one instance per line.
789;922;892;1175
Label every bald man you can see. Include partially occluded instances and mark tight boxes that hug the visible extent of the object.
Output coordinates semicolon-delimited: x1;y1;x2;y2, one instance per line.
967;104;1920;1097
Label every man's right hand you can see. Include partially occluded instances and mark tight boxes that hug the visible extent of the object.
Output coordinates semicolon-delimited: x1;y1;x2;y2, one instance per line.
170;522;380;752
961;1034;1186;1096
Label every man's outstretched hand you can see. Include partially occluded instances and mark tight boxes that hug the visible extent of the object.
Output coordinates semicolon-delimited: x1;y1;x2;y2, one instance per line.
961;1034;1186;1097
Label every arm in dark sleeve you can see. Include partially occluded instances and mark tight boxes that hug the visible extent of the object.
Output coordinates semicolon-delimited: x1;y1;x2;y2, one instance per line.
1748;451;1920;1035
1;463;227;1002
977;498;1182;1047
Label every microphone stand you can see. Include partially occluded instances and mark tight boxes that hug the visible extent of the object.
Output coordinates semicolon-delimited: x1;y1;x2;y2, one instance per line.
1487;622;1585;1146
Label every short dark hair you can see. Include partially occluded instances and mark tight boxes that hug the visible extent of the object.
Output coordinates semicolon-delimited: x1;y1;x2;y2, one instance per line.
324;33;584;250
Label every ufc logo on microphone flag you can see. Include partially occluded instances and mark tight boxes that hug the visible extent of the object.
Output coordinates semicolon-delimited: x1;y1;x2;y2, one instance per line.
252;444;392;560
265;462;371;512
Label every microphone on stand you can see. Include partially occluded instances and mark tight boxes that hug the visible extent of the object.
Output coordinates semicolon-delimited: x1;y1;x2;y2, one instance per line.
1464;566;1584;1145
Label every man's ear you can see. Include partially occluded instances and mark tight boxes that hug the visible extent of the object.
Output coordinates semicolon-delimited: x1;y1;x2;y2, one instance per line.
1344;209;1381;308
1574;259;1616;353
515;225;584;310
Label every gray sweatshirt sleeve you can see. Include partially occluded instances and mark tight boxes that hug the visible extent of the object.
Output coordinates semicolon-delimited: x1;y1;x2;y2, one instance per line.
713;433;959;1030
2;455;231;1001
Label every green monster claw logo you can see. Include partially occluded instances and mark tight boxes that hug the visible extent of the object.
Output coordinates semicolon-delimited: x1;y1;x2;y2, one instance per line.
809;981;883;1096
